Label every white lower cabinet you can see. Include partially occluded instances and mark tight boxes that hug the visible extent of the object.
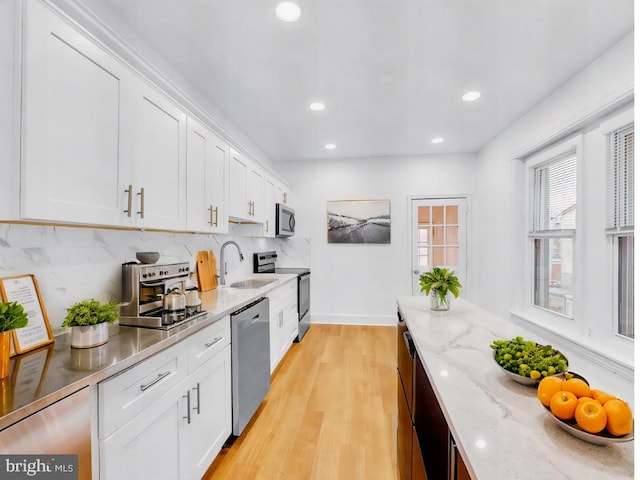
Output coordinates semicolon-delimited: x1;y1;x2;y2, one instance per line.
180;344;232;479
99;318;232;480
267;280;298;373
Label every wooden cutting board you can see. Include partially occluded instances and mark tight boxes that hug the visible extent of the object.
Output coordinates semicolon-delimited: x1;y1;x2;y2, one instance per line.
196;250;218;291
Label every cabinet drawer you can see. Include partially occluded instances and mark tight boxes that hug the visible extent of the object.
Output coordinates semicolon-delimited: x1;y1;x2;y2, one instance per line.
187;316;231;373
268;281;297;308
99;342;187;439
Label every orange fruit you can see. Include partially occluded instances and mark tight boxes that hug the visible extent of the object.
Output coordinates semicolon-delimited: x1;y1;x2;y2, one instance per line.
549;391;578;420
561;378;592;398
603;399;633;436
577;396;599;408
537;376;564;407
592;389;617;405
575;400;607;434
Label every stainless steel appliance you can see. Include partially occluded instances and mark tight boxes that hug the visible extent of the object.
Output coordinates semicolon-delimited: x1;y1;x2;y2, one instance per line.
119;261;206;329
275;203;295;237
253;251;310;341
230;297;270;436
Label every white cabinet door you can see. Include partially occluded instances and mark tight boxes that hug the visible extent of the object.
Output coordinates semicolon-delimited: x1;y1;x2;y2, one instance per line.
128;84;187;230
247;165;265;222
263;178;277;237
180;344;232;480
100;387;183;480
21;0;130;225
229;148;250;220
186;117;229;233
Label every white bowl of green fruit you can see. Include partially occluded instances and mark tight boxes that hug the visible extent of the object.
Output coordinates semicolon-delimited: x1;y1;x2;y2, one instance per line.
490;336;569;386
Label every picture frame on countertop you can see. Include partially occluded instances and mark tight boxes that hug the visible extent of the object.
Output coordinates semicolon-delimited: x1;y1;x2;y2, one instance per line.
327;199;391;244
0;274;54;355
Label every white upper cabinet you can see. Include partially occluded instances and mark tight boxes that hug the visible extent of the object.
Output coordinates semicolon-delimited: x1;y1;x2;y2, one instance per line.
263;177;277;237
229;148;265;223
17;1;289;235
21;0;130;225
186;117;229;233
126;83;187;231
22;1;188;230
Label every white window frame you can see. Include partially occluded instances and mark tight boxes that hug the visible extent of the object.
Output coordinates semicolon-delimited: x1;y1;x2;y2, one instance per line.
600;108;634;342
524;134;582;325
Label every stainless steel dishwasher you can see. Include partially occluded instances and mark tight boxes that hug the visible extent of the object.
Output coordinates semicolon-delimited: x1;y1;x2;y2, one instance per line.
230;297;270;436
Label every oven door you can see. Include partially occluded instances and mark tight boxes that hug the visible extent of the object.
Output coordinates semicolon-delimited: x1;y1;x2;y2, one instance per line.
276;203;295;237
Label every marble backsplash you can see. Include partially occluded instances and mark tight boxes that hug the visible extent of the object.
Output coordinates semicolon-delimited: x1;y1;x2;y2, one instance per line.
0;223;310;330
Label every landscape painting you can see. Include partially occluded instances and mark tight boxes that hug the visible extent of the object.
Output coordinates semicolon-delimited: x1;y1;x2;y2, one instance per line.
327;200;391;244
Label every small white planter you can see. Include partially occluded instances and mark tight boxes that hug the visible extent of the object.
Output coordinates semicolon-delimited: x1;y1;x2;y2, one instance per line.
70;322;109;349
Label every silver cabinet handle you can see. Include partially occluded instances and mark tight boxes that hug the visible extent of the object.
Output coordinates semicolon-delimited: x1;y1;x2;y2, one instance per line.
204;336;223;348
140;371;171;392
137;187;145;218
265;219;269;233
183;390;191;424
124;185;133;217
208;205;214;226
193;383;201;415
248;201;252;216
213;206;218;226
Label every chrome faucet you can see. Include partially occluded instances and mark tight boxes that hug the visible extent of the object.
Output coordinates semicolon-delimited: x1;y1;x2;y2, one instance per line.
219;241;245;285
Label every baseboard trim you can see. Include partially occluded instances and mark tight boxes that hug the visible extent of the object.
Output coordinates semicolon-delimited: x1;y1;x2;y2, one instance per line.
311;313;396;326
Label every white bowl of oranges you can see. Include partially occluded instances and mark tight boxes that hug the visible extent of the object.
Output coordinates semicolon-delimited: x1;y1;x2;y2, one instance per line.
537;375;634;445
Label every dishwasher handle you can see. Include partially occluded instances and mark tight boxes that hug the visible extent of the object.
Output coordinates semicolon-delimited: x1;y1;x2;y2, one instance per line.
403;331;416;358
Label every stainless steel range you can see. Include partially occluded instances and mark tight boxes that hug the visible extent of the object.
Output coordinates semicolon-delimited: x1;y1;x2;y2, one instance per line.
254;251;310;341
119;261;206;329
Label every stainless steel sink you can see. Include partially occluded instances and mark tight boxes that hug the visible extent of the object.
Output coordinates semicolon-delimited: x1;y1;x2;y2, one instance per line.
229;279;276;289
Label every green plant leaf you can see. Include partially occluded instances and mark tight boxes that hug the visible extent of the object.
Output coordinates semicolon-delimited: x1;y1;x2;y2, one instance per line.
62;299;120;327
0;302;29;332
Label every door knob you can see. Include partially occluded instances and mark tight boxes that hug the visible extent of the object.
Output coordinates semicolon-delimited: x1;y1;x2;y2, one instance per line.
413;270;419;275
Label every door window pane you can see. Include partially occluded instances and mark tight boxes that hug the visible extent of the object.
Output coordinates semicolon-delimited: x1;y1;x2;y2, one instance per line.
446;226;458;245
446;206;458;224
446;247;458;266
433;226;445;245
433;247;445;265
432;206;444;224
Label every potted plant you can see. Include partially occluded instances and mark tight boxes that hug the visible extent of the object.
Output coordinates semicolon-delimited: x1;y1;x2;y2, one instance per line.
62;299;119;348
419;267;462;311
0;302;29;378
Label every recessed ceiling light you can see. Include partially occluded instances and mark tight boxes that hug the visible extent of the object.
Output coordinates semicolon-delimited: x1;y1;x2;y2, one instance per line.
276;2;301;22
325;143;336;150
310;102;326;111
462;91;481;102
430;137;444;144
378;73;395;83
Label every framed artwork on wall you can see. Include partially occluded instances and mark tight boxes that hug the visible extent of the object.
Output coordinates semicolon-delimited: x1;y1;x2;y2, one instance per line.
327;199;391;244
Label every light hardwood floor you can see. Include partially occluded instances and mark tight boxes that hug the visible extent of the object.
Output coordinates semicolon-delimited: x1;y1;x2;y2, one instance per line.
203;324;398;480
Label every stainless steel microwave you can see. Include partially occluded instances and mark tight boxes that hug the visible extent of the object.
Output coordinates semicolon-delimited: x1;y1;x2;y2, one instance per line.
276;203;295;237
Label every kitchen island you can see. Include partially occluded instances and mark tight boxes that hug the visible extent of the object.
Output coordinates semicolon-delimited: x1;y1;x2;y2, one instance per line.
397;296;634;480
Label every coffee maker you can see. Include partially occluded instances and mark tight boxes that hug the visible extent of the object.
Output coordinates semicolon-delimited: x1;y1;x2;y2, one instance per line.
119;261;205;329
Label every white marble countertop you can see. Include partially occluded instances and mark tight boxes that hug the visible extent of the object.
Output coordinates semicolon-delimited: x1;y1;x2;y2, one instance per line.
397;296;634;480
0;274;298;431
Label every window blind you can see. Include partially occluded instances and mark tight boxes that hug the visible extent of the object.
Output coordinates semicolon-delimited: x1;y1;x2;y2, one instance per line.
608;125;634;230
531;153;577;233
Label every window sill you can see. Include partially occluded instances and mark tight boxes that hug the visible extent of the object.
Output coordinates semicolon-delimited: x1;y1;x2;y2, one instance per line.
509;309;633;382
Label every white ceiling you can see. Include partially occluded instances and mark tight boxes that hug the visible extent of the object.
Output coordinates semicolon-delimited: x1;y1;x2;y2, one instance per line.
80;0;634;162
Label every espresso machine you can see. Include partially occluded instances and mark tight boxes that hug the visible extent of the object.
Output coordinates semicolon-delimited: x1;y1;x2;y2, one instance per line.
119;261;205;329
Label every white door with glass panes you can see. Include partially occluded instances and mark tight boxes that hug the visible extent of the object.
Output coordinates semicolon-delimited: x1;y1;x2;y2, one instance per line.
411;198;468;295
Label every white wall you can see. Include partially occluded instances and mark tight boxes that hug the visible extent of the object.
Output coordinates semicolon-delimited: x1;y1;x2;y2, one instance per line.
470;33;634;367
279;154;477;325
471;32;633;314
